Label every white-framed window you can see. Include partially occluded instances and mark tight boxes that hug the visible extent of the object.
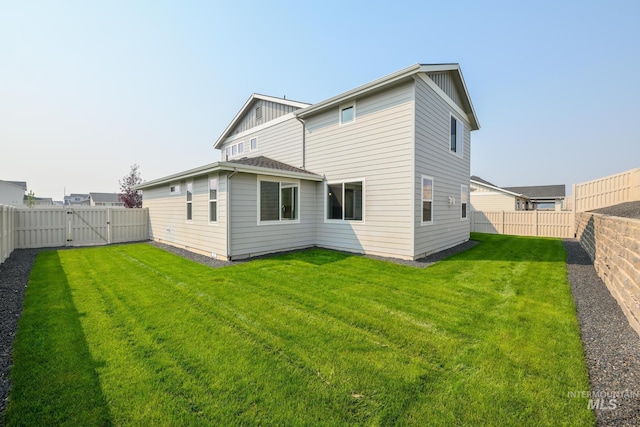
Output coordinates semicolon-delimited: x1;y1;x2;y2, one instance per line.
170;183;181;194
250;137;257;151
238;141;244;154
461;184;469;220
450;114;464;156
186;181;193;221
422;176;434;224
225;147;231;160
339;101;355;125
258;179;299;223
209;177;218;223
232;145;237;156
326;180;363;221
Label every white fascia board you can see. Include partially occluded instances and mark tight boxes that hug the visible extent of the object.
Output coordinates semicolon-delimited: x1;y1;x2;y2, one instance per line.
295;64;423;118
470;180;527;198
221;113;296;145
252;93;310;109
135;162;223;189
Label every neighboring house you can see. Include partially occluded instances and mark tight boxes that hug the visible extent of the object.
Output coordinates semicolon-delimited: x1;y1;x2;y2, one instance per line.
89;192;124;207
502;184;566;210
470;176;531;211
23;195;54;206
64;193;90;206
470;176;566;211
0;180;27;206
137;63;480;261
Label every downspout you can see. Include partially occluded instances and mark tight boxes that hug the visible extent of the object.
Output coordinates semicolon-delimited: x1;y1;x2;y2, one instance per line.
226;167;238;261
295;116;306;170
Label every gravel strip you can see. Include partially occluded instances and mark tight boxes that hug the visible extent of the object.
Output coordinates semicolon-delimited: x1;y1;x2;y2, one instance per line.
590;201;640;220
564;239;640;426
0;249;40;419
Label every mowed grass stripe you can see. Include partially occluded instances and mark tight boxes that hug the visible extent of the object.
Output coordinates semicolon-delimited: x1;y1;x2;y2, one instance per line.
4;234;595;426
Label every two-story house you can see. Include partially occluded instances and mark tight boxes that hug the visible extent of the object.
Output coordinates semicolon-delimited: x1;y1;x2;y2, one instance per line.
136;64;480;261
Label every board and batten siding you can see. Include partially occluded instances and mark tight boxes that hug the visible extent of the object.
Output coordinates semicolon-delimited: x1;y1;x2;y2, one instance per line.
231;99;301;135
222;116;304;167
142;173;227;258
304;81;416;259
414;75;471;258
228;173;316;258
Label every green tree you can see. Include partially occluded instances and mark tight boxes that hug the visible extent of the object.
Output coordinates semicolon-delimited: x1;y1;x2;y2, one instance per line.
26;190;36;208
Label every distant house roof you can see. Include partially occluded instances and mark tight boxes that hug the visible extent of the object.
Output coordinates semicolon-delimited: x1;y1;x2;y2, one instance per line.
135;156;323;190
503;185;565;199
470;177;526;198
89;192;122;204
7;181;27;191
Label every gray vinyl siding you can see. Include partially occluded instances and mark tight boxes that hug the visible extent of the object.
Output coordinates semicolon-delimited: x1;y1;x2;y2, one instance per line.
142;173;227;258
228;173;316;258
304;81;416;259
427;72;465;112
231;100;301;135
414;76;471;257
221;116;304;167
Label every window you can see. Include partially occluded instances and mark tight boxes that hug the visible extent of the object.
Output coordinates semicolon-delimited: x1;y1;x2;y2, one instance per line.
461;184;468;219
259;180;298;222
232;145;237;156
250;137;257;150
186;181;193;221
209;177;218;222
450;115;464;156
327;181;363;221
225;147;231;160
422;176;433;223
170;183;181;194
340;102;355;124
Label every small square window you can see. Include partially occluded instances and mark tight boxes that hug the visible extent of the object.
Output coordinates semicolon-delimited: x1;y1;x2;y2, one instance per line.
340;103;355;124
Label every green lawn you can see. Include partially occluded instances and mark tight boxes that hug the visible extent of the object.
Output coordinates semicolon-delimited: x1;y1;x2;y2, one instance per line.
4;233;594;426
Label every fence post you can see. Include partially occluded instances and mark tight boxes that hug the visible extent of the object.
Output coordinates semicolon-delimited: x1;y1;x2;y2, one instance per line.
501;211;505;234
107;208;112;244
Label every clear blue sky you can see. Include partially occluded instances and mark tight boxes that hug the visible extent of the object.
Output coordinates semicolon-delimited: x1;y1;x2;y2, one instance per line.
2;0;639;200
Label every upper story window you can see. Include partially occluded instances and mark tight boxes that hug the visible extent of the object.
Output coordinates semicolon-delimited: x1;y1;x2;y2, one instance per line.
170;183;181;194
340;102;355;125
422;176;433;224
327;181;363;221
450;114;464;156
250;137;257;151
232;145;238;156
238;141;244;154
225;147;231;160
259;180;299;223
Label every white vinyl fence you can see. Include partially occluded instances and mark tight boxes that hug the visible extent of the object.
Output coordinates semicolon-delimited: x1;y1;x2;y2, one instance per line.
471;210;575;238
0;205;149;265
0;205;16;263
573;168;640;212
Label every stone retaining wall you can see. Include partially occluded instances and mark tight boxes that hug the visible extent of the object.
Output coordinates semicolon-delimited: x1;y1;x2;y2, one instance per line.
576;212;640;337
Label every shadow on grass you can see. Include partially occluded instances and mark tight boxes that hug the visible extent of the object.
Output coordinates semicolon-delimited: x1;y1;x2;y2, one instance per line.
3;251;112;426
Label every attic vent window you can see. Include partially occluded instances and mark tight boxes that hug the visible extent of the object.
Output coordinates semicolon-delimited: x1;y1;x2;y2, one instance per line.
340;102;355;124
256;106;262;120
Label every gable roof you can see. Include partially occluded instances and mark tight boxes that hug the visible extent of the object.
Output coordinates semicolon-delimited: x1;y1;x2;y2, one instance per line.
136;156;323;190
214;94;310;149
470;177;526;198
0;180;27;191
503;185;566;199
470;175;497;187
295;63;480;130
89;192;123;204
